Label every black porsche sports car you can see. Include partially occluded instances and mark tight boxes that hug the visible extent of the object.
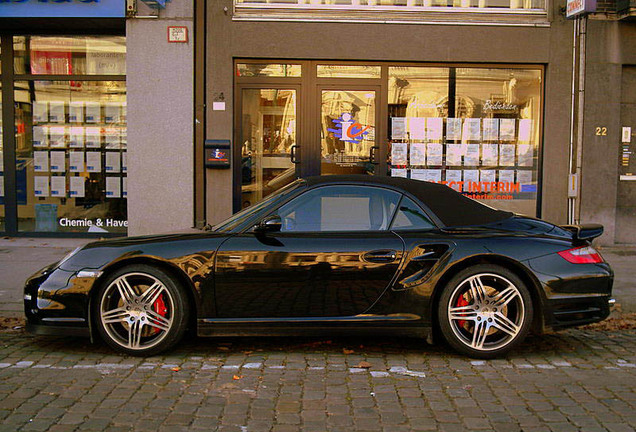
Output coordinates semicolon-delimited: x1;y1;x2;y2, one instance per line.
25;176;614;358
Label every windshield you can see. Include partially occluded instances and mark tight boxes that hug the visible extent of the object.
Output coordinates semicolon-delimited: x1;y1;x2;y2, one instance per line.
212;180;305;233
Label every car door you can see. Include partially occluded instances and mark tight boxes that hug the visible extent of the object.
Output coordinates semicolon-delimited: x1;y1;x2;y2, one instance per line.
214;185;405;318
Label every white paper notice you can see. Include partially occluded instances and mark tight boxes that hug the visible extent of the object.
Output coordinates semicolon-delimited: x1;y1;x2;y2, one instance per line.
462;118;481;141
104;103;121;123
0;176;3;198
105;152;121;173
85;102;101;123
499;170;515;184
86;152;101;173
482;118;499;141
482;144;499;166
426;143;443;166
69;127;84;148
518;119;532;142
480;169;496;183
445;170;462;191
408;118;426;140
422;169;442;183
517;170;533;185
104;128;120;149
427;117;443;141
33;151;49;172
121;152;127;173
391;143;408;165
391;168;407;178
446;118;462;141
69;176;85;198
446;144;463;166
0;151;3;172
106;176;121;198
33;126;47;147
122;177;127;198
410;143;426;166
49;102;65;123
464;144;480;166
410;169;426;181
49;151;66;172
500;119;516;141
517;144;533;167
69;152;84;173
34;176;49;197
499;144;516;166
69;101;84;123
85;127;101;148
391;117;407;140
50;176;66;197
463;170;480;191
33;102;48;123
49;127;66;148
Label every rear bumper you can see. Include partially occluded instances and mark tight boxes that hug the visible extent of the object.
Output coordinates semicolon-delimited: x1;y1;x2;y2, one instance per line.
547;295;612;329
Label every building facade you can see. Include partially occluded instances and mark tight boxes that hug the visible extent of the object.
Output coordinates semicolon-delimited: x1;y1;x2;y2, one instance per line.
1;0;635;244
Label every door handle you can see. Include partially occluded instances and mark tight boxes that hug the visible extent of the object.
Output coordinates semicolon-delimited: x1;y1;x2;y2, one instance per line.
363;249;398;263
369;146;379;165
290;145;300;164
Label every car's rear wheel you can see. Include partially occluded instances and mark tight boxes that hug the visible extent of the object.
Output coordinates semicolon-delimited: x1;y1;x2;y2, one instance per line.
93;264;189;356
438;264;533;359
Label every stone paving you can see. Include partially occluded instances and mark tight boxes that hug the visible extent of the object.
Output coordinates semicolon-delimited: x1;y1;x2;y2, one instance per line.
0;329;634;432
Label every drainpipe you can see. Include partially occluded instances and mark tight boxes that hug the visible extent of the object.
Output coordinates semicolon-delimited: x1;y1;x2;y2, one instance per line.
574;16;587;225
567;17;579;225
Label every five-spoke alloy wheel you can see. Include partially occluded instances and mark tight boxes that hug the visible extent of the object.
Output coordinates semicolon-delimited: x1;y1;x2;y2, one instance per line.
438;265;533;358
94;264;189;356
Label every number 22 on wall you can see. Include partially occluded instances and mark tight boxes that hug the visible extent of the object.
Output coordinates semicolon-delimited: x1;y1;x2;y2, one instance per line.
595;127;607;136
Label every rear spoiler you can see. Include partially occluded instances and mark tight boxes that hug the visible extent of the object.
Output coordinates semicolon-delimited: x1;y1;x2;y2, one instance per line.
560;224;604;242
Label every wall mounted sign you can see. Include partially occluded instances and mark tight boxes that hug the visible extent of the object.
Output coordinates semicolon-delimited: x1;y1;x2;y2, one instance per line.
205;140;231;169
566;0;597;18
167;26;188;43
0;0;126;18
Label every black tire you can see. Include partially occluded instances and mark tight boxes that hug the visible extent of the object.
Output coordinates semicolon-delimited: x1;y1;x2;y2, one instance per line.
437;264;533;359
93;264;189;356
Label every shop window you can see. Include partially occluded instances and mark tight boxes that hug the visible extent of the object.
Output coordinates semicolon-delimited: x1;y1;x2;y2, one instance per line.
388;66;542;216
14;80;127;233
317;65;381;79
236;64;302;78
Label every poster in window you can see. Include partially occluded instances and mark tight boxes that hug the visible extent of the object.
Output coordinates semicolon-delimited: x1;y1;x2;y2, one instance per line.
0;151;3;172
518;119;533;142
446;144;463;166
86;152;101;173
462;118;481;141
49;127;66;148
517;170;533;185
391;117;407;140
408;118;426;140
34;176;49;197
122;177;128;198
85;102;101;124
106;176;121;198
410;169;426;181
69;176;85;198
69;127;84;148
105;152;121;173
463;169;479;191
86;44;126;75
445;170;462;191
464;144;480;166
104;103;121;123
104;128;120;149
446;118;462;141
480;169;496;183
517;144;533;167
427;117;443;141
391;168;408;178
500;119;516;141
391;142;408;165
0;176;3;198
498;170;515;184
482;118;499;141
69;102;84;123
499;144;516;166
410;143;426;166
69;152;84;173
33;102;48;123
49;102;65;124
481;144;498;166
50;176;66;198
34;151;49;172
50;151;65;172
121;152;128;173
85;128;101;149
412;169;441;183
426;143;443;166
33;126;47;148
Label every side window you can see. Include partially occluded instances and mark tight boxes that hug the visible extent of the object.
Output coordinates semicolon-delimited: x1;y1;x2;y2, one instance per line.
391;196;436;231
275;185;400;232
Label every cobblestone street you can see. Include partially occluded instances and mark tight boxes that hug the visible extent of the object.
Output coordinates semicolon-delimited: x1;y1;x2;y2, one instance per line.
0;328;634;432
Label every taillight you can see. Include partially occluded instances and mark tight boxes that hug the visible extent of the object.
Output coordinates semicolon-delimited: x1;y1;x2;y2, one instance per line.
558;246;604;264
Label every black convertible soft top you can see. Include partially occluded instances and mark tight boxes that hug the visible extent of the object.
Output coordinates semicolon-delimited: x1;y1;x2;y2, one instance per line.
304;175;513;228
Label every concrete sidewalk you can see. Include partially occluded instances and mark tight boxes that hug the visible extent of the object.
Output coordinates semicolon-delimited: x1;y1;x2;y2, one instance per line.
0;237;634;317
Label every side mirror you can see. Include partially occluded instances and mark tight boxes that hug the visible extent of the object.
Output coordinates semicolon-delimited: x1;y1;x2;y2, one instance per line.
254;215;282;233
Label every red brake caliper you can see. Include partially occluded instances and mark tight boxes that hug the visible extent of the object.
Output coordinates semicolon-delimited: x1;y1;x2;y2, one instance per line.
151;295;168;334
456;295;469;328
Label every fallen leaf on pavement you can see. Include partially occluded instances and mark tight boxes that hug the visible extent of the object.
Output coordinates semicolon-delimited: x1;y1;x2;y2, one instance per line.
171;367;181;372
356;361;372;369
233;375;242;380
343;348;355;355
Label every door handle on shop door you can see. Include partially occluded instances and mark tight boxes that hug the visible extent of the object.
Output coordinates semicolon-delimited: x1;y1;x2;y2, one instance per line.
290;145;300;164
363;250;398;263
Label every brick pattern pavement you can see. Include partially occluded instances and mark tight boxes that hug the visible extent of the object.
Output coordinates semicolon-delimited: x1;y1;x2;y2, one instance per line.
0;329;634;432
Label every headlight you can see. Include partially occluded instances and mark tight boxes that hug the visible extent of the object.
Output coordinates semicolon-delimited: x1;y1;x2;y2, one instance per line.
57;247;82;268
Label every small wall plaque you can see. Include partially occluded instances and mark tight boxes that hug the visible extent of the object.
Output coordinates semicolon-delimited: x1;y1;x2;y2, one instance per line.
167;26;188;43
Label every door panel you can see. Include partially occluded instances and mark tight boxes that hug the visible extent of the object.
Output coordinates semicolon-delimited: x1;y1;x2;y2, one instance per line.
214;232;404;318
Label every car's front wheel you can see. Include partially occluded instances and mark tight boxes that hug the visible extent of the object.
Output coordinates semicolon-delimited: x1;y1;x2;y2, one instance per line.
93;264;189;356
438;265;533;359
